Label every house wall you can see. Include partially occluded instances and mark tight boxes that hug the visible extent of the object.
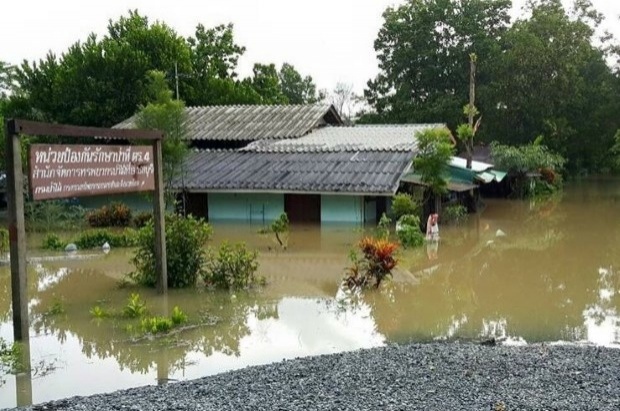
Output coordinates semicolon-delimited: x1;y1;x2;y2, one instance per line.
320;195;364;224
208;193;284;223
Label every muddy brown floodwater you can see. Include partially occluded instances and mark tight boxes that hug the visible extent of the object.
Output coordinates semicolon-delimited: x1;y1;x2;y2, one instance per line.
1;178;620;408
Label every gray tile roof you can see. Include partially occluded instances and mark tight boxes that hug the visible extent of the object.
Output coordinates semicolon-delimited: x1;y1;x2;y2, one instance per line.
243;124;443;152
115;104;342;141
172;150;413;195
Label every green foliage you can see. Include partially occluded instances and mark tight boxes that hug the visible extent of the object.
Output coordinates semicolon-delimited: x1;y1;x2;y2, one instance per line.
413;127;455;196
279;63;320;104
132;211;153;228
74;228;138;249
397;214;425;249
345;237;399;289
611;130;620;173
389;193;421;220
44;299;66;317
122;293;147;318
442;205;468;225
244;63;288;104
490;142;566;173
89;305;109;319
86;203;132;227
42;233;66;251
362;0;510;126
376;213;392;240
0;228;9;254
25;201;86;232
140;316;173;334
202;242;259;290
0;337;22;377
135;70;188;204
261;212;289;249
130;214;212;288
170;306;188;325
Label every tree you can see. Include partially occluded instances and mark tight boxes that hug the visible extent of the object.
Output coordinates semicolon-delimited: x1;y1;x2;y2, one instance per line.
363;0;511;127
134;71;188;204
245;63;288;104
413;127;455;212
0;61;16;100
278;63;320;104
330;82;358;124
14;11;191;127
484;0;619;173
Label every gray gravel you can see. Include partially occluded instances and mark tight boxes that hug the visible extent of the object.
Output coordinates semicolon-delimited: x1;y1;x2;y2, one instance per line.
18;342;620;410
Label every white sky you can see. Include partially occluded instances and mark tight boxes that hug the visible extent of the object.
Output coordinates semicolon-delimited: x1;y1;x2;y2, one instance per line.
1;0;619;94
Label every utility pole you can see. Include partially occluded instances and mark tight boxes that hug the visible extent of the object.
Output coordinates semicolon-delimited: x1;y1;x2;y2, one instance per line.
467;53;477;169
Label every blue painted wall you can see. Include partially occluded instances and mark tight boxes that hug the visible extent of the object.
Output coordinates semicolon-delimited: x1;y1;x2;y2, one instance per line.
208;193;284;223
320;195;364;224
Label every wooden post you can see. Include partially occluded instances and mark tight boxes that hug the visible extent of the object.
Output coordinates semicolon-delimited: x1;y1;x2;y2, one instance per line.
5;120;29;342
15;339;32;407
153;138;167;294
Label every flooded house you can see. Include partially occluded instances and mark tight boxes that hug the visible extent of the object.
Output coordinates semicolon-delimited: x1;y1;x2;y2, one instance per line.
109;103;442;224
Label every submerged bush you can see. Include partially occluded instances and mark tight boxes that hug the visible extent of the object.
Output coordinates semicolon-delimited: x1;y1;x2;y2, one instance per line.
260;212;289;249
375;213;392;240
140;316;173;334
344;237;398;289
74;228;138;249
42;233;67;251
0;228;8;254
202;242;259;289
389;193;421;220
132;211;153;228
396;215;424;248
86;202;132;227
122;293;147;318
25;200;86;232
170;306;188;325
130;214;212;288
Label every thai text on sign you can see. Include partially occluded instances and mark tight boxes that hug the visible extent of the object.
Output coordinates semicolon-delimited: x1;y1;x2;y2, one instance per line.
29;144;155;200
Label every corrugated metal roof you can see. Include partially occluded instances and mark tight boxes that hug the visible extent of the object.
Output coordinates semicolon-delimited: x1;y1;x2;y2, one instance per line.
114;104;342;141
172;150;412;195
244;124;443;153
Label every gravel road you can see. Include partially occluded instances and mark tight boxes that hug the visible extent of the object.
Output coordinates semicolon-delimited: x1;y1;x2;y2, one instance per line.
17;342;620;411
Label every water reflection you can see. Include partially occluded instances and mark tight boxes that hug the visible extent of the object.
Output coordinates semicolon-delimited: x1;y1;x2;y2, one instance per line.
1;179;620;407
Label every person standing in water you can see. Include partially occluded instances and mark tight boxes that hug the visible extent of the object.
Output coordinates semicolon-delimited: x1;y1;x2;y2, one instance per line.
426;213;440;241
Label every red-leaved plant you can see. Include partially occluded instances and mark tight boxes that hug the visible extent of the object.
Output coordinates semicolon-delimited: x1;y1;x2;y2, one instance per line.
345;236;398;289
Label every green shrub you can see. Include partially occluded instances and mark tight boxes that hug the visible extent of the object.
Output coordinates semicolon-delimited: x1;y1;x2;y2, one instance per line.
86;202;132;227
442;205;468;225
389;193;421;220
74;228;138;249
396;214;425;248
25;200;86;232
0;337;22;374
130;214;212;288
375;213;392;240
140;316;173;334
133;211;153;228
122;293;147;318
260;212;289;249
42;233;67;251
170;306;188;325
202;242;259;289
89;305;108;318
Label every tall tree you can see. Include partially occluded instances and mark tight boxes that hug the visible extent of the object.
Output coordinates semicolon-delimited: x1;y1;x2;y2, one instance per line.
362;0;511;127
15;11;191;127
485;0;619;172
278;63;320;104
245;63;288;104
330;82;357;124
135;71;187;202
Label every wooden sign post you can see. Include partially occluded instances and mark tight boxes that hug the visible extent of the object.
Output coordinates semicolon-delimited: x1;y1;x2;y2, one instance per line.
5;119;168;342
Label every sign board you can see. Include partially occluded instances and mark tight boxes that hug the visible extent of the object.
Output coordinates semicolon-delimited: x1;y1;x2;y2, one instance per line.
29;144;155;200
